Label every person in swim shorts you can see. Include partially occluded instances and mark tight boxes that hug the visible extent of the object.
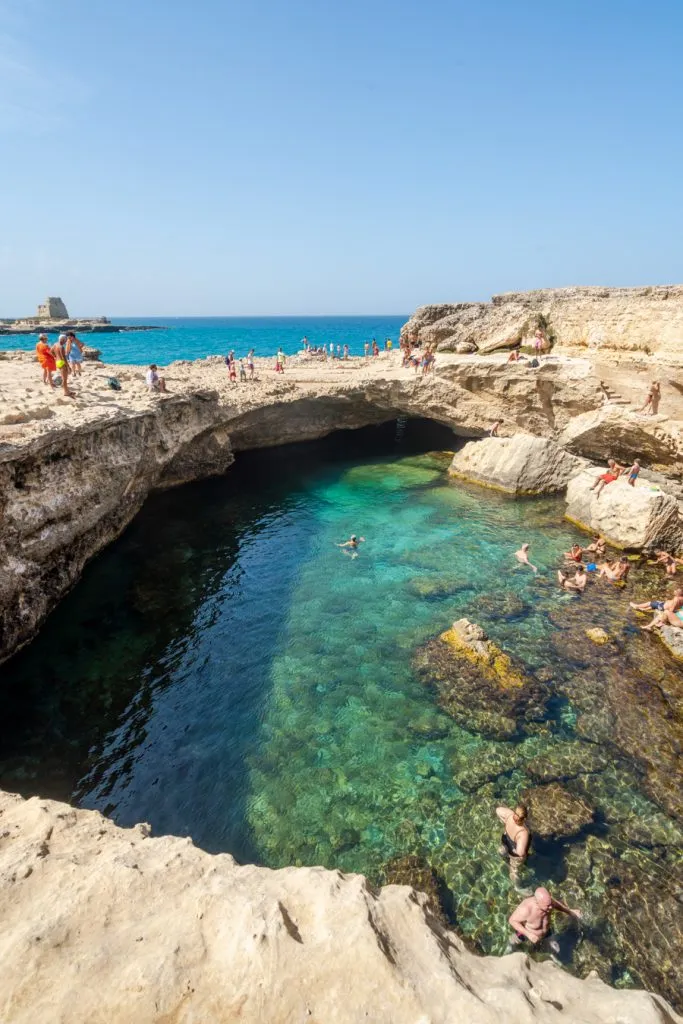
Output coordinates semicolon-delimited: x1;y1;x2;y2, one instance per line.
638;588;683;631
508;887;582;953
564;544;583;564
36;334;56;386
65;332;85;376
627;459;641;486
589;459;625;497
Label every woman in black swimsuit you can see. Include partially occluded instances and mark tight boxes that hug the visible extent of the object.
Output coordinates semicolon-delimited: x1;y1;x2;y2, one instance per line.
495;804;531;879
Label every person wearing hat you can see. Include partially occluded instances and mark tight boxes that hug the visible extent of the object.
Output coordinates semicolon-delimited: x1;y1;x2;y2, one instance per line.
508;887;582;952
36;334;56;386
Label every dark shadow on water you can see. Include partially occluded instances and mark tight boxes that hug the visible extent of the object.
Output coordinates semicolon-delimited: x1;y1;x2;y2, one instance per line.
0;417;458;861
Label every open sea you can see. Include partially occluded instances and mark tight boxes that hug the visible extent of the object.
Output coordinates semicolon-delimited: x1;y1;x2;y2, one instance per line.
1;315;408;366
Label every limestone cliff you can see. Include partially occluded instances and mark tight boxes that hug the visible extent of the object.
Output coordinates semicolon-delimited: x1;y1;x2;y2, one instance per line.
1;348;682;665
0;790;678;1024
402;285;683;360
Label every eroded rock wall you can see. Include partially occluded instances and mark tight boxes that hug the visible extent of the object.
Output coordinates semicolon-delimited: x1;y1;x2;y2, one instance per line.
402;286;683;359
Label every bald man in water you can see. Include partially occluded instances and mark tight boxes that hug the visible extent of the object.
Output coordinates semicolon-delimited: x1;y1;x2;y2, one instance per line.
509;887;582;952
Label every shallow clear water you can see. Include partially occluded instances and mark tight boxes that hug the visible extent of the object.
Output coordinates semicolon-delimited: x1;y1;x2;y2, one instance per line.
1;422;681;1004
0;314;406;365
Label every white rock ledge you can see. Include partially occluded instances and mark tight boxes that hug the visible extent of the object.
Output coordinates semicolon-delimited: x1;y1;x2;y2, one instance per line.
0;791;679;1024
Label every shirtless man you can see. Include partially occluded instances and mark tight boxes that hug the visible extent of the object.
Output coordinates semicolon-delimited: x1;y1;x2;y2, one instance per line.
639;588;683;631
598;557;630;582
496;804;530;880
558;567;587;592
515;543;537;573
589;459;625;498
489;420;502;437
509;887;582;952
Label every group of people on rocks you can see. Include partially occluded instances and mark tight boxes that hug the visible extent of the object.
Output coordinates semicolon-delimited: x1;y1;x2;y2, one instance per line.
589;457;640;497
400;337;436;374
515;525;683;632
225;349;257;381
35;332;86;396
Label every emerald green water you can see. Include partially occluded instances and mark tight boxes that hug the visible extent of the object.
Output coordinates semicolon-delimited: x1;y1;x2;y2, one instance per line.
1;421;681;1005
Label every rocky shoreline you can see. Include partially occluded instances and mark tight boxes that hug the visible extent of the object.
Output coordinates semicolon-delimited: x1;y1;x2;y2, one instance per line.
0;321;165;335
2;287;683;1021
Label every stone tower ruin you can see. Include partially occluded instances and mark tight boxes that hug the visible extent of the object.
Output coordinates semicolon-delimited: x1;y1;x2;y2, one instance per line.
37;297;69;320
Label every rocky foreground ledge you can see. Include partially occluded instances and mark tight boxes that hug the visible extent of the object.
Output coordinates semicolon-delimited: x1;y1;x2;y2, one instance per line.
0;790;678;1024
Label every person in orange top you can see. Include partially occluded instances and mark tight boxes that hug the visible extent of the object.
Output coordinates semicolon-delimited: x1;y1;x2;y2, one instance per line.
36;334;56;386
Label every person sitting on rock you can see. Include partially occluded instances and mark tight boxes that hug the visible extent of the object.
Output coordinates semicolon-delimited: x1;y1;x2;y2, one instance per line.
146;364;167;393
508;887;582;954
507;348;521;362
598;556;630;583
637;588;683;631
630;586;683;618
558;567;587;592
564;544;583;564
585;535;606;557
496;805;531;879
589;458;625;497
655;550;683;576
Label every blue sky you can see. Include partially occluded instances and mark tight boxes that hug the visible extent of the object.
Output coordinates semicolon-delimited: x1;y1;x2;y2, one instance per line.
1;0;682;315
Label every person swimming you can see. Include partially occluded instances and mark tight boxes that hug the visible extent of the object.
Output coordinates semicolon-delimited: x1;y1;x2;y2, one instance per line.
515;543;537;573
336;535;366;558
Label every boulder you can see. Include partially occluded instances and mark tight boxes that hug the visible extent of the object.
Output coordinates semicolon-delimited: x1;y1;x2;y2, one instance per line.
558;405;682;468
521;782;595;840
82;346;102;361
455;341;477;354
659;625;683;661
413;619;549;740
449;434;584;495
565;471;683;550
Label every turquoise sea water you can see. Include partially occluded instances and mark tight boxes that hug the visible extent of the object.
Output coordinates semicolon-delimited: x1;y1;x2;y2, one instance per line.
1;422;681;1003
0;315;406;365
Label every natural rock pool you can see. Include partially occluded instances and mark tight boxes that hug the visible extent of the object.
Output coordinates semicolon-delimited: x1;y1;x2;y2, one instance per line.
1;420;681;1008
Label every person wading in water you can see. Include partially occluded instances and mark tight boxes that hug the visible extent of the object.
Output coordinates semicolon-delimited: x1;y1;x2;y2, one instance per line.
496;804;531;880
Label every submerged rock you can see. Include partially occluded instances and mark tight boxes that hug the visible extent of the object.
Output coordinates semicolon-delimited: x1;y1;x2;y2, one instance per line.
448;434;585;495
413;619;549;740
585;627;611;644
659;625;683;661
525;740;612;783
381;855;449;926
565;471;683;550
521;782;595;840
